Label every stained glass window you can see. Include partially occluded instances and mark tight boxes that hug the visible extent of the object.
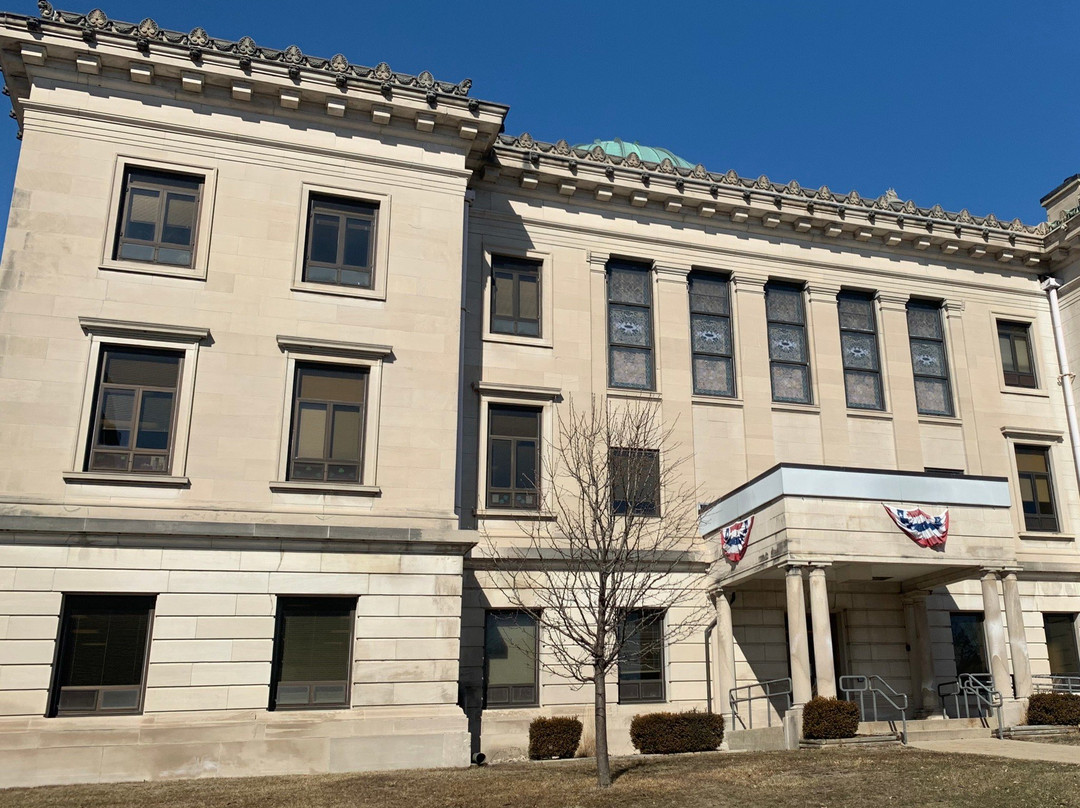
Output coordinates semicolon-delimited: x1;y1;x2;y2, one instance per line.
907;301;954;417
608;261;655;390
689;273;734;397
838;292;883;410
766;282;811;404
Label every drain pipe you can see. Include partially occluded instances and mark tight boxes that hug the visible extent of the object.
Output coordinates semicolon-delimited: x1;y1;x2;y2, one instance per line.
1041;276;1080;484
453;190;476;519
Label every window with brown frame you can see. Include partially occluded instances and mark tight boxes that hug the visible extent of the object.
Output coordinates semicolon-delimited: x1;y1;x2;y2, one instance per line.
998;321;1037;388
50;595;155;717
618;609;665;703
270;596;356;710
1016;445;1059;532
288;363;367;484
86;347;182;474
486;405;540;509
490;256;541;337
114;168;202;268
303;195;378;289
484;610;539;707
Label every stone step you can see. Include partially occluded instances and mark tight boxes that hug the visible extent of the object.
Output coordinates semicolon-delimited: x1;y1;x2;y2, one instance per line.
726;726;786;752
904;727;996;742
1002;725;1080;739
862;717;989;734
801;734;901;749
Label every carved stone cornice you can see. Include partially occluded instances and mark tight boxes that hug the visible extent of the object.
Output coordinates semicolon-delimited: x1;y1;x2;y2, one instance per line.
33;3;474;98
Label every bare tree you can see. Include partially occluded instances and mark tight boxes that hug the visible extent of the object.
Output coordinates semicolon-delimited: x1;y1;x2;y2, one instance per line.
483;396;709;788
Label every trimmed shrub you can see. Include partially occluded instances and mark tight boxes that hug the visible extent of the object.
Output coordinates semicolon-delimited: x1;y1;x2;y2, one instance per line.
1027;693;1080;726
802;697;861;740
528;716;583;759
629;710;725;754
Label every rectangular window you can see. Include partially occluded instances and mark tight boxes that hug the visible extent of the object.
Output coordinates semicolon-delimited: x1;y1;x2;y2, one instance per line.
611;448;660;517
998;321;1037;388
766;282;811;404
1016;445;1059;532
114;168;203;268
303;195;378;289
1044;614;1080;675
689;272;735;397
487;405;540;509
907;300;954;416
608;260;655;390
484;610;539;707
490;256;541;337
619;610;665;703
288;363;367;484
50;595;154;717
86;347;182;474
838;292;884;410
950;612;987;676
270;596;355;710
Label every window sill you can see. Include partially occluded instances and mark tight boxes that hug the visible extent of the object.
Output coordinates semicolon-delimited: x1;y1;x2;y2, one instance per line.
847;409;893;421
63;471;190;488
691;395;743;408
99;260;206;281
483;333;553;350
1000;386;1050;399
474;508;556;521
270;481;382;496
607;388;662;402
619;698;667;706
917;415;963;427
481;703;541;711
1019;531;1074;542
771;402;820;415
290;282;386;302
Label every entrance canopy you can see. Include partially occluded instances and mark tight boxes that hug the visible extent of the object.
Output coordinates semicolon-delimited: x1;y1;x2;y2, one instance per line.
699;464;1014;590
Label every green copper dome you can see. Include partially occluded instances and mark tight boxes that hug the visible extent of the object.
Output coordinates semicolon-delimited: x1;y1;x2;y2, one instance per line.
573;137;695;169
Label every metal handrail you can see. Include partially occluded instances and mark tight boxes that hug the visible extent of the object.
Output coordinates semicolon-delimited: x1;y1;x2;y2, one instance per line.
1032;674;1080;694
938;674;1003;738
729;677;793;730
839;674;909;744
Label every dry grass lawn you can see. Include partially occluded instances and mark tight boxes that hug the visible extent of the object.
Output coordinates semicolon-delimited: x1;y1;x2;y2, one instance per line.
2;747;1080;808
1022;734;1080;746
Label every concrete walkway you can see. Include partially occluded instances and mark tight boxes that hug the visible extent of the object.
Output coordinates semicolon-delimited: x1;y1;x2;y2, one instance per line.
909;738;1080;764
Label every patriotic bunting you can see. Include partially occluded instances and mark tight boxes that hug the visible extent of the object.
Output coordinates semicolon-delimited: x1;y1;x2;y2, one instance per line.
883;504;949;549
720;516;754;563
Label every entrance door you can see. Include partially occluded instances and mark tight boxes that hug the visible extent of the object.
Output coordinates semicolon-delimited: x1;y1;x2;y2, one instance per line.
950;612;987;676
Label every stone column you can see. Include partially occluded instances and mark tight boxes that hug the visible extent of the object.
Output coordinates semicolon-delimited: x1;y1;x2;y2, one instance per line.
876;293;924;471
785;564;812;705
1001;571;1032;699
733;276;776;476
902;591;939;712
980;570;1011;697
806;284;850;467
807;564;836;698
711;589;737;721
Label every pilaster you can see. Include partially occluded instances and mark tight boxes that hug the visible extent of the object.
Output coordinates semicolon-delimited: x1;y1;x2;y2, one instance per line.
734;275;775;475
806;284;849;467
877;292;923;470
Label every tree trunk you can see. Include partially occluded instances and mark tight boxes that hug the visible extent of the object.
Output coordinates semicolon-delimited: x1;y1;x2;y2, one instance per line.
593;667;611;788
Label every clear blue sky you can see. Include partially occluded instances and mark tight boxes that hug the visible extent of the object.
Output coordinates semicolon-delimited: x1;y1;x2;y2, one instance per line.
0;0;1077;243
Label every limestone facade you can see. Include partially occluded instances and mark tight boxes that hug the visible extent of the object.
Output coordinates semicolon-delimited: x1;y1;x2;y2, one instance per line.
2;4;1080;785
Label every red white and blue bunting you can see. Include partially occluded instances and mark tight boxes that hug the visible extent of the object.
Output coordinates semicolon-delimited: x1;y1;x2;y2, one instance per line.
720;516;754;563
882;504;949;549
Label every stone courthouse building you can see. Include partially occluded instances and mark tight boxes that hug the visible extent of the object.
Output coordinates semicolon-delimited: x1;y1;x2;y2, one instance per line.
3;2;1080;787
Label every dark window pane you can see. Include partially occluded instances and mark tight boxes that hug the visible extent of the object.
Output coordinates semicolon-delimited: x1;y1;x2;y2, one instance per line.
309;214;340;264
910;340;947;378
611;449;660;516
841;332;879;371
907;304;943;339
768;323;808;363
54;595;153;716
272;597;354;710
619;610;665;703
608;265;650;305
913;378;952;415
124;187;159;241
610;347;653;390
490;439;512;489
844;370;884;410
490;406;540;439
492;271;515;318
689;276;729;315
691;314;732;355
765;286;804;324
329;405;361;461
485;611;537;706
609;305;652;347
343;218;372;268
771;364;811;404
134;391;174;450
518;274;540;321
1044;614;1080;675
515;440;537;489
296;402;328;459
160;193;196;246
693;355;734;397
97;388;135;447
838;296;874;331
298;366;366;403
289;364;367;483
116;169;202;268
103;351;181;387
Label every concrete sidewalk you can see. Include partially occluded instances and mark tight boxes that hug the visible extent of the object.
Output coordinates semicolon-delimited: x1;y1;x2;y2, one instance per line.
909;738;1080;764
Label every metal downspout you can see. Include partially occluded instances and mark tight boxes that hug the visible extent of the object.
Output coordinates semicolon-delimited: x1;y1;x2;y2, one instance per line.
454;190;475;518
1041;276;1080;486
